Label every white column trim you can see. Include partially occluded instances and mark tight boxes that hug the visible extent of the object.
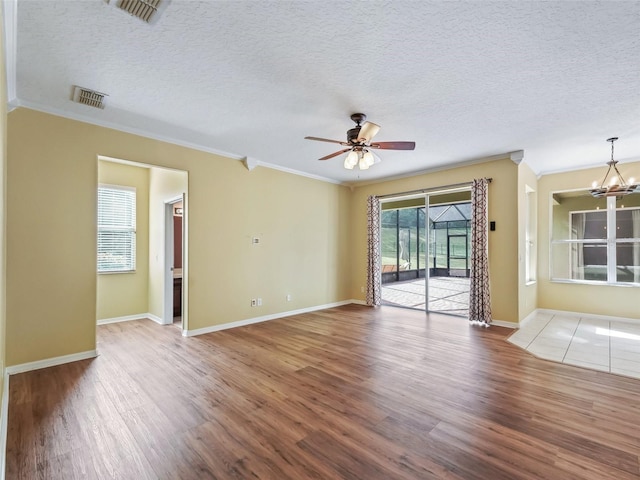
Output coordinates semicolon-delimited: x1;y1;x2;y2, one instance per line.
0;372;8;480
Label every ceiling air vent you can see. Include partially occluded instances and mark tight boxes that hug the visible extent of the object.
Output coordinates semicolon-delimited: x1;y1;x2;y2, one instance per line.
116;0;162;23
72;86;108;109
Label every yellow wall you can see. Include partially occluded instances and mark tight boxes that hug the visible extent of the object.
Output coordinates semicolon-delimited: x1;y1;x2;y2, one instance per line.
538;162;640;319
7;105;639;368
351;157;520;323
6;108;352;365
187;164;352;330
96;160;150;320
148;167;188;320
518;161;538;320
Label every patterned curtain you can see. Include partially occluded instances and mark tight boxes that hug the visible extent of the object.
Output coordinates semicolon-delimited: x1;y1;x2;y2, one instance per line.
469;178;491;325
366;195;381;306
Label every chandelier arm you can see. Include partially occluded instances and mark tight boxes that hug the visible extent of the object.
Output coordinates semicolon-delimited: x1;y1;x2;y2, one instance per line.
599;164;614;188
611;163;628;186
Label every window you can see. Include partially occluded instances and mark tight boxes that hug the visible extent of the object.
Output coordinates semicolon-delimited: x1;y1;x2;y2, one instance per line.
97;185;136;273
551;192;640;284
525;187;537;283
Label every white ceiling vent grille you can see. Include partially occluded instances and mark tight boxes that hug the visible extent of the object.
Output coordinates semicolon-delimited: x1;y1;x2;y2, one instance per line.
72;86;107;109
116;0;162;23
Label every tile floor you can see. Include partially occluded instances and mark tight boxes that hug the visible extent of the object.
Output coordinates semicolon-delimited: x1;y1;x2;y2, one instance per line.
508;311;640;379
382;277;469;316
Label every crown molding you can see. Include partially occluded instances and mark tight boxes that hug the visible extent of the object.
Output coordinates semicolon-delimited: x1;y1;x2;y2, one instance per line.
13;99;248;160
537;154;640;178
252;158;343;185
510;150;524;164
346;151;518;188
243;156;259;171
11;98;345;185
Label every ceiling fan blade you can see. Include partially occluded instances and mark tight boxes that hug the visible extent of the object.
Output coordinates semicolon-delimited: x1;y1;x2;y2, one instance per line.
357;122;380;143
370;141;416;150
319;148;351;161
305;136;349;146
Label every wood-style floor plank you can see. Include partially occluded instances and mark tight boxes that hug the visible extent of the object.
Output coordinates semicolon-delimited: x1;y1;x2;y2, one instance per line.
6;305;640;479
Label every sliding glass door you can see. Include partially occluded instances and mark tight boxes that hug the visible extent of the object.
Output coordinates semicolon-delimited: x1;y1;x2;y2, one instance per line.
381;203;426;309
380;189;472;317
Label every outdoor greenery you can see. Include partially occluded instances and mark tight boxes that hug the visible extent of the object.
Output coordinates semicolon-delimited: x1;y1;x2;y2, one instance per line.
381;209;425;269
381;206;471;272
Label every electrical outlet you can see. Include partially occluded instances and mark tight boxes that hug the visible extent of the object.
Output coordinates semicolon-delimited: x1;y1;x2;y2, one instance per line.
360;286;365;293
257;298;262;306
286;294;291;302
250;299;257;307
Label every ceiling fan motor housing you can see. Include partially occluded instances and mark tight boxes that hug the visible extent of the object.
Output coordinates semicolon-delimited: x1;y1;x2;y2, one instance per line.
347;127;362;144
347;112;367;143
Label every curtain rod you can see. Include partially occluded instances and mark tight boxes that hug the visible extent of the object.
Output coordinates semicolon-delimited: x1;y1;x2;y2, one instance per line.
376;178;492;200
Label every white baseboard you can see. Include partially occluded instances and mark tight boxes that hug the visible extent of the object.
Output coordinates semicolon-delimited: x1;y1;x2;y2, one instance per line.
146;313;164;325
97;313;149;325
537;308;640;326
0;371;8;480
97;312;164;325
5;350;98;376
491;319;518;329
183;299;360;337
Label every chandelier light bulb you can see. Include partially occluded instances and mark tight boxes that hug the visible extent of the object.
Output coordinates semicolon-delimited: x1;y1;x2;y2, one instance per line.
592;181;598;188
610;176;618;186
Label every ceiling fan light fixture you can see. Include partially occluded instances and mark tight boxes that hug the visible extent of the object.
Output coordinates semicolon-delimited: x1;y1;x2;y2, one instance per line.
344;150;358;169
362;150;375;168
305;113;416;170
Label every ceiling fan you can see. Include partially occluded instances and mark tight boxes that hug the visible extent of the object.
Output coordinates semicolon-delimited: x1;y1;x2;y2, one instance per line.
305;113;416;170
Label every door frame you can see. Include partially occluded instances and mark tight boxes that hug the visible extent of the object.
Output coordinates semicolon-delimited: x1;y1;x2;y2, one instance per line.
380;187;472;315
163;194;186;327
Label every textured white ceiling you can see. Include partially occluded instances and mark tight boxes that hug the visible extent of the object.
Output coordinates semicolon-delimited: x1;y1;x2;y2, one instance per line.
8;0;640;184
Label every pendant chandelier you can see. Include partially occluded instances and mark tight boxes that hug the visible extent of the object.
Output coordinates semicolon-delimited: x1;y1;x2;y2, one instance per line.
589;137;638;198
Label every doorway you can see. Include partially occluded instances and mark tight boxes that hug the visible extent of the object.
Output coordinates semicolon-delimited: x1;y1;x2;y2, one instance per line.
96;158;188;332
380;188;472;317
164;195;185;328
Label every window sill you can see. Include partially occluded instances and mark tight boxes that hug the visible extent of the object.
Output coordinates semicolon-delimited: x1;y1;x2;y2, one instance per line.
550;278;640;288
98;270;136;275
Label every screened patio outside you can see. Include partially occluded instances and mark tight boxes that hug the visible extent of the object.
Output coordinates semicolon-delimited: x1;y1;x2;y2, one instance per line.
381;202;472;316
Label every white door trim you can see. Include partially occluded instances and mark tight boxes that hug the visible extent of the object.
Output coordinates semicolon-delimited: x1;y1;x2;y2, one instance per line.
163;195;185;326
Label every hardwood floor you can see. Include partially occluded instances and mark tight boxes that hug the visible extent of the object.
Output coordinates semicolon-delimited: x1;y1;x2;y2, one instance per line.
6;305;640;479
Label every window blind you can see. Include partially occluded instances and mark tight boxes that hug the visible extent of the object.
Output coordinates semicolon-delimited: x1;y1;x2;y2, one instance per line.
98;186;136;273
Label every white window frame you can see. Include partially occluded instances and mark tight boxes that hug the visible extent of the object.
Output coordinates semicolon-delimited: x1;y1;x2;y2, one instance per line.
552;196;640;285
97;184;136;273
